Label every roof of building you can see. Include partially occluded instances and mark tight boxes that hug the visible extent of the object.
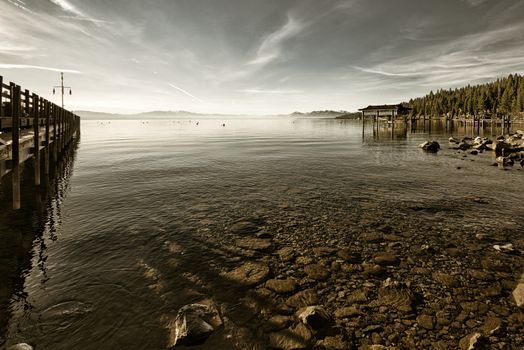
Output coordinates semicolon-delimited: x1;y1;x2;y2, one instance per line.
358;104;411;111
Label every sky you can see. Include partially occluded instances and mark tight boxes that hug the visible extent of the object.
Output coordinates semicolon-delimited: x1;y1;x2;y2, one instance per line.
1;0;524;114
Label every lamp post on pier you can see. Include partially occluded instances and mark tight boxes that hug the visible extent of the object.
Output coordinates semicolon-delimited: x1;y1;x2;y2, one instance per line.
53;72;72;109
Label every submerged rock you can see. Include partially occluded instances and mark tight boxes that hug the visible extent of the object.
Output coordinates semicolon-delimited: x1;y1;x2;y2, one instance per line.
235;237;271;250
287;289;319;308
373;278;416;313
513;274;524;307
266;279;298;294
7;344;33;350
222;262;270;286
458;332;483;350
167;303;222;347
269;323;312;350
303;264;330;280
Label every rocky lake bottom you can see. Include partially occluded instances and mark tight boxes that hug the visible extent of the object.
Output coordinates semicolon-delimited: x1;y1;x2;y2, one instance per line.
0;118;523;349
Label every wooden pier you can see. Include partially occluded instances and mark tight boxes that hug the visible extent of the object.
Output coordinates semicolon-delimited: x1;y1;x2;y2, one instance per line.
0;75;80;210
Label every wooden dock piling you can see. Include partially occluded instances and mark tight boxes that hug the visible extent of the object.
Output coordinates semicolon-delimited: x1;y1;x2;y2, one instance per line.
0;75;81;210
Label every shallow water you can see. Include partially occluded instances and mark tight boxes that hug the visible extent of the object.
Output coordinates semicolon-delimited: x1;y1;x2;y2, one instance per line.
0;117;523;349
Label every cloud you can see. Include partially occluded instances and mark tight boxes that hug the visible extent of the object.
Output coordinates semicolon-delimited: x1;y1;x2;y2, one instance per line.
168;83;205;103
239;88;302;94
48;0;83;16
462;0;487;6
0;64;82;74
248;15;304;67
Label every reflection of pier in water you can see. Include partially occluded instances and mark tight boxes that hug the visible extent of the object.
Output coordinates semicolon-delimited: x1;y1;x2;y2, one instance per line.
0;138;78;346
362;118;524;142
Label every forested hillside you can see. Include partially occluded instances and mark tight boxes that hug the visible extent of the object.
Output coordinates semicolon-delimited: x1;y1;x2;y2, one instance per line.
407;74;524;118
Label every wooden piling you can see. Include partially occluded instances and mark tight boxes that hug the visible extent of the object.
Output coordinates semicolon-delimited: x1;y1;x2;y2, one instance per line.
33;93;40;185
45;99;50;175
11;83;21;210
0;76;3;118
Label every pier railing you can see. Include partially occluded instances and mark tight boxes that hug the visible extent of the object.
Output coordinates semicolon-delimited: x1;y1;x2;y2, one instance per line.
0;75;80;209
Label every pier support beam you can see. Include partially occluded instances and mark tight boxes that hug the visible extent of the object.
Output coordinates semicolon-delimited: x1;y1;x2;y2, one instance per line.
33;93;40;186
11;83;21;210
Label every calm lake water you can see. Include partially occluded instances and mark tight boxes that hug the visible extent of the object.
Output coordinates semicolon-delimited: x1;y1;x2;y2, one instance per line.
0;117;523;349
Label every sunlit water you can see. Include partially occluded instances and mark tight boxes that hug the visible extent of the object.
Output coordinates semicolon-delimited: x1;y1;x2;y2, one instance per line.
1;117;523;349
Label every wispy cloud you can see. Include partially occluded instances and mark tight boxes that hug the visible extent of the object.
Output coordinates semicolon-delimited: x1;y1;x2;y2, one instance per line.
0;64;82;74
49;0;83;16
248;15;304;67
168;83;205;103
462;0;487;6
239;88;302;94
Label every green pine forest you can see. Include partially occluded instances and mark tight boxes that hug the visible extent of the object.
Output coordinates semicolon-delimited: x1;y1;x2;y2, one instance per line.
407;73;524;119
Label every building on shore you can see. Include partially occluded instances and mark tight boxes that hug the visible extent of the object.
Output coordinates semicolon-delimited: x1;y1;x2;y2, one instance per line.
358;104;412;120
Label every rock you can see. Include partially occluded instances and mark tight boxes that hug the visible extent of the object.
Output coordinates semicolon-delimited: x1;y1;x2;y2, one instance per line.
268;323;312;349
416;314;435;330
222;262;270;286
7;344;33;350
315;335;351;350
374;278;415;313
458;332;483;350
494;141;511;156
337;249;361;263
373;253;400;266
347;289;370;304
264;315;293;332
362;263;387;276
167;303;222;347
230;221;260;234
419;140;440;153
496;156;514;167
303;264;330;280
287;289;319;308
297;306;332;331
334;306;363;318
277;247;295;262
493;243;514;253
458;142;471;150
235;237;271;250
481;317;502;335
449;136;459;143
432;272;459;288
513;275;524;307
360;232;383;243
470;150;478;155
266;279;298;294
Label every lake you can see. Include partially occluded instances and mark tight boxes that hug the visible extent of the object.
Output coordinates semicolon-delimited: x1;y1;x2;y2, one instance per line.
1;117;523;349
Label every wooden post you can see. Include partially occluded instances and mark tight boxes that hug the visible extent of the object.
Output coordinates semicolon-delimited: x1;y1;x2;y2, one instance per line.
53;104;58;160
33;93;40;185
11;84;21;210
45;99;50;174
0;75;3;118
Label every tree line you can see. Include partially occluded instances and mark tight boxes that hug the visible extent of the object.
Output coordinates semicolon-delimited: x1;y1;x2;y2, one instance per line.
407;74;524;118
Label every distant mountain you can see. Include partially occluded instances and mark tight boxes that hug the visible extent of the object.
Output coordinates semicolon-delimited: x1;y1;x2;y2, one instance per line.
75;109;352;120
289;110;349;117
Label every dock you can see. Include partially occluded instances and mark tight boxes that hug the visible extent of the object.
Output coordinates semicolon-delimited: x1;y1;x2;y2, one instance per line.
0;75;80;210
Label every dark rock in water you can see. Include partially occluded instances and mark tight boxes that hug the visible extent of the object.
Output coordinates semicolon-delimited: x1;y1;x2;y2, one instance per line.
334;306;364;318
494;141;511;157
167;303;222;347
276;247;295;262
337;249;361;263
373;253;400;266
458;142;471;151
470;150;478;155
266;279;298;294
230;221;261;234
235;237;271;250
496;156;514;167
269;323;312;350
304;264;330;280
297;306;332;331
264;315;293;332
7;344;33;350
362;263;387;276
287;289;319;308
419;140;440;153
360;232;383;243
221;262;270;286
